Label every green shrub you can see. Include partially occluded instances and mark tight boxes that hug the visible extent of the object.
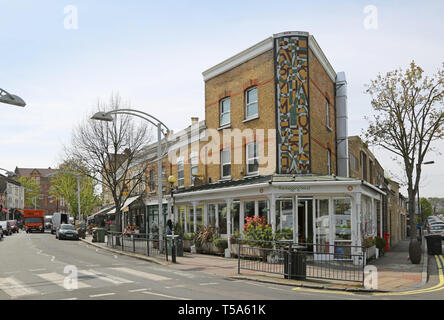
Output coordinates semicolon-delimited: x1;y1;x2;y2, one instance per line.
375;237;386;255
213;238;228;251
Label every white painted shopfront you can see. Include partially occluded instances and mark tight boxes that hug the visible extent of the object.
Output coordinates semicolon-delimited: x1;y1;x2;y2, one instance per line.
169;175;385;257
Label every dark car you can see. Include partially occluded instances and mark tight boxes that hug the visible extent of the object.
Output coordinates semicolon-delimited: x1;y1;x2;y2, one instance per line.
56;224;79;240
7;220;19;233
0;225;3;239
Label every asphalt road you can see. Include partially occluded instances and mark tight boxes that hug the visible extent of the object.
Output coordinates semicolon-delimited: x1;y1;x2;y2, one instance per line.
0;230;443;301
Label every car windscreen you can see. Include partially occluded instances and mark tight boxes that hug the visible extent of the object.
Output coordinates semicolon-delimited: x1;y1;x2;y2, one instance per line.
25;218;42;224
432;225;444;230
61;225;75;230
45;218;52;223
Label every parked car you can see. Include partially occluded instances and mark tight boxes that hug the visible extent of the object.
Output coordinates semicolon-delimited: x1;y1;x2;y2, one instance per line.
7;220;19;233
0;225;3;239
56;224;79;240
0;221;12;236
45;215;53;230
430;224;444;239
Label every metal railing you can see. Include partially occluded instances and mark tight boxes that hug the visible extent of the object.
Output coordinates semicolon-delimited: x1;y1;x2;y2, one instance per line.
236;240;366;284
105;231;181;263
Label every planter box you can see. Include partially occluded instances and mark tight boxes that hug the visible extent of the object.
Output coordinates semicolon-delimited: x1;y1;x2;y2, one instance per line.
183;239;192;252
366;245;377;261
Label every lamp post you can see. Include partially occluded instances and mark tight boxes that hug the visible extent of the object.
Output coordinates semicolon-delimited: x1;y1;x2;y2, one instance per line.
45;171;82;224
0;88;26;107
91;109;170;250
168;175;176;223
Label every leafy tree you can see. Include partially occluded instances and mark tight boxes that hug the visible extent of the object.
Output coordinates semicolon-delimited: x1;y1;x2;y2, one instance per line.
49;159;102;219
420;197;433;220
14;176;40;208
364;61;444;246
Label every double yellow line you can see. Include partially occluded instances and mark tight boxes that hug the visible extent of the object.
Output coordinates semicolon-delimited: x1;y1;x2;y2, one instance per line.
292;255;444;297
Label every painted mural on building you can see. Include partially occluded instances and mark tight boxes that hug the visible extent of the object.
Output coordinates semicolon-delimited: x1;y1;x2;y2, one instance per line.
275;35;311;174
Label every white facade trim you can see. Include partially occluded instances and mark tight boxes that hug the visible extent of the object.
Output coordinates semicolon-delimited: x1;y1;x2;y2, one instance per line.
202;32;337;82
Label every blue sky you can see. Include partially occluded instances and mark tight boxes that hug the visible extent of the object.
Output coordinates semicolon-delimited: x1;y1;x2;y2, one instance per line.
1;0;443;197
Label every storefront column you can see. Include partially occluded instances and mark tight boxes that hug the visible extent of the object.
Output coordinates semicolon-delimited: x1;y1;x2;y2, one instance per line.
226;199;232;252
203;203;208;226
371;198;376;237
184;206;188;234
239;200;244;233
192;202;198;233
292;195;298;242
215;203;219;230
379;196;383;237
268;193;276;235
355;193;362;248
174;206;178;225
254;200;259;216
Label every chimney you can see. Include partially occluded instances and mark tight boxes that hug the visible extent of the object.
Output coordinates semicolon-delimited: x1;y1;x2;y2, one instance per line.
191;117;199;125
335;72;349;178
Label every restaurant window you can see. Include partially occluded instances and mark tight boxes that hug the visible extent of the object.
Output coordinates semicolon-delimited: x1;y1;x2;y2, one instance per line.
177;159;184;187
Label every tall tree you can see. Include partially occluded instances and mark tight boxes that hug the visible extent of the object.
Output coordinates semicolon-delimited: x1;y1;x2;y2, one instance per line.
65;93;153;233
49;159;102;219
420;197;433;220
15;176;40;208
364;61;444;262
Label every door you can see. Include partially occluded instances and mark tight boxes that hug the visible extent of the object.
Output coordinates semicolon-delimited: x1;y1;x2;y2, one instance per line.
314;198;331;254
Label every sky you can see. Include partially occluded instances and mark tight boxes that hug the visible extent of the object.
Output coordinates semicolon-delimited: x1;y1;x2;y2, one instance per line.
1;0;443;197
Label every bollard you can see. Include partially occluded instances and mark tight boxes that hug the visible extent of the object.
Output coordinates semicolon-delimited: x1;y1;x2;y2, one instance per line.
172;237;176;263
165;236;168;262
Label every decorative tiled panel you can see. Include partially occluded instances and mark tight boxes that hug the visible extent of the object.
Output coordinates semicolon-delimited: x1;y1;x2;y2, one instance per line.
275;36;310;174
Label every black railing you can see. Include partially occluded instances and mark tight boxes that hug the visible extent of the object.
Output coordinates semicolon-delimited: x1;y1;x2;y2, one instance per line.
236;240;366;284
105;231;180;263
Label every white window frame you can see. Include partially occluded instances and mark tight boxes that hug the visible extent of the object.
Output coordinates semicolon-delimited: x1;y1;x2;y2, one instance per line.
246;142;259;175
177;158;184;187
220;97;231;127
190;152;198;185
245;87;258;120
326;98;331;130
220;148;231;179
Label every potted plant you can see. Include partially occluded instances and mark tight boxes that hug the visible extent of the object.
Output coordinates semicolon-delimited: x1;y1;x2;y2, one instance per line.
151;223;159;249
363;237;377;260
375;237;387;257
213;238;228;255
243;216;274;260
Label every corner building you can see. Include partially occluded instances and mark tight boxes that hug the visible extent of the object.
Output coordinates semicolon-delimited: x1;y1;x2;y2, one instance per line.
168;32;384;260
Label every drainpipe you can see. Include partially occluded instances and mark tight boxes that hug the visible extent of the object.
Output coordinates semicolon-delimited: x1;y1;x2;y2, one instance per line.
335;72;349;178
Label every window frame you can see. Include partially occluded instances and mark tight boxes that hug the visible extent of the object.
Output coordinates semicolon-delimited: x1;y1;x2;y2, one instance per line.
177;158;184;187
190;152;199;185
327;149;332;175
245;87;258;120
326;98;332;130
220;148;231;179
219;97;231;127
246;141;259;175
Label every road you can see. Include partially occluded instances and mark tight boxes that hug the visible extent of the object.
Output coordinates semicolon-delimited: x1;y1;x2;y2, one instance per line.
0;230;443;301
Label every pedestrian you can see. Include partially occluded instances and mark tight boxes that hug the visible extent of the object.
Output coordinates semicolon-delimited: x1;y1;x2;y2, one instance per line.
166;219;173;236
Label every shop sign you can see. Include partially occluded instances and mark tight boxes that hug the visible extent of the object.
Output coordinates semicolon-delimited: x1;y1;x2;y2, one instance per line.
277;185;311;192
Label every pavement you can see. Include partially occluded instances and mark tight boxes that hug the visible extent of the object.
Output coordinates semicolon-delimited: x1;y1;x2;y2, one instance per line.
81;235;434;293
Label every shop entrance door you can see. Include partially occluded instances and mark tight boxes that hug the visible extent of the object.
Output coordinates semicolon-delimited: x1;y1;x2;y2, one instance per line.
297;198;313;244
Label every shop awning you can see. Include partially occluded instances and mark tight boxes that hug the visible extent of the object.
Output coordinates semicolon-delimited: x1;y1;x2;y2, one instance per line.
2;208;9;213
107;195;141;215
88;205;115;220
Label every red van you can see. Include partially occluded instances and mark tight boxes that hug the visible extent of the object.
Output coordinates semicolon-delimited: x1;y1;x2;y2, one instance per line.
24;210;45;233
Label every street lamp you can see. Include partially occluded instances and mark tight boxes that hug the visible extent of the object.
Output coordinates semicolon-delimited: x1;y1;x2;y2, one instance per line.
0;88;26;107
45;171;82;224
91;108;170;249
0;168;16;177
168;175;176;223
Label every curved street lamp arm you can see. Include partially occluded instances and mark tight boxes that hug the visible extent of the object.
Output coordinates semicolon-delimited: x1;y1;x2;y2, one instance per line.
107;108;170;133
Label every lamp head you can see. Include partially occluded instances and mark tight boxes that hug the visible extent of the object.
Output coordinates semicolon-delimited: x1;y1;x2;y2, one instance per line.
91;112;114;122
168;175;176;184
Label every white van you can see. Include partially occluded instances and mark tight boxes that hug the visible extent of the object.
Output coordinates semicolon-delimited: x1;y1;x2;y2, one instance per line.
51;212;69;234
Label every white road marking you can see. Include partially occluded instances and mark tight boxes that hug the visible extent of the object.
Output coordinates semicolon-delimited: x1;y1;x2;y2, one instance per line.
141;290;190;300
37;272;91;290
29;268;46;272
80;269;134;285
0;277;39;298
60;297;78;300
165;285;185;289
86;264;101;267
129;288;150;292
111;267;171;281
89;293;115;298
50;256;55;262
199;282;219;286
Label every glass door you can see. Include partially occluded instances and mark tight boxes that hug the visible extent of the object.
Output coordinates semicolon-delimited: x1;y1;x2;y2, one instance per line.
333;198;352;260
314;198;330;254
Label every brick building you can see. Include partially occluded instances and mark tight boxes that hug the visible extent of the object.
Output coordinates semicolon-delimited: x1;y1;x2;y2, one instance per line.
14;167;68;216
